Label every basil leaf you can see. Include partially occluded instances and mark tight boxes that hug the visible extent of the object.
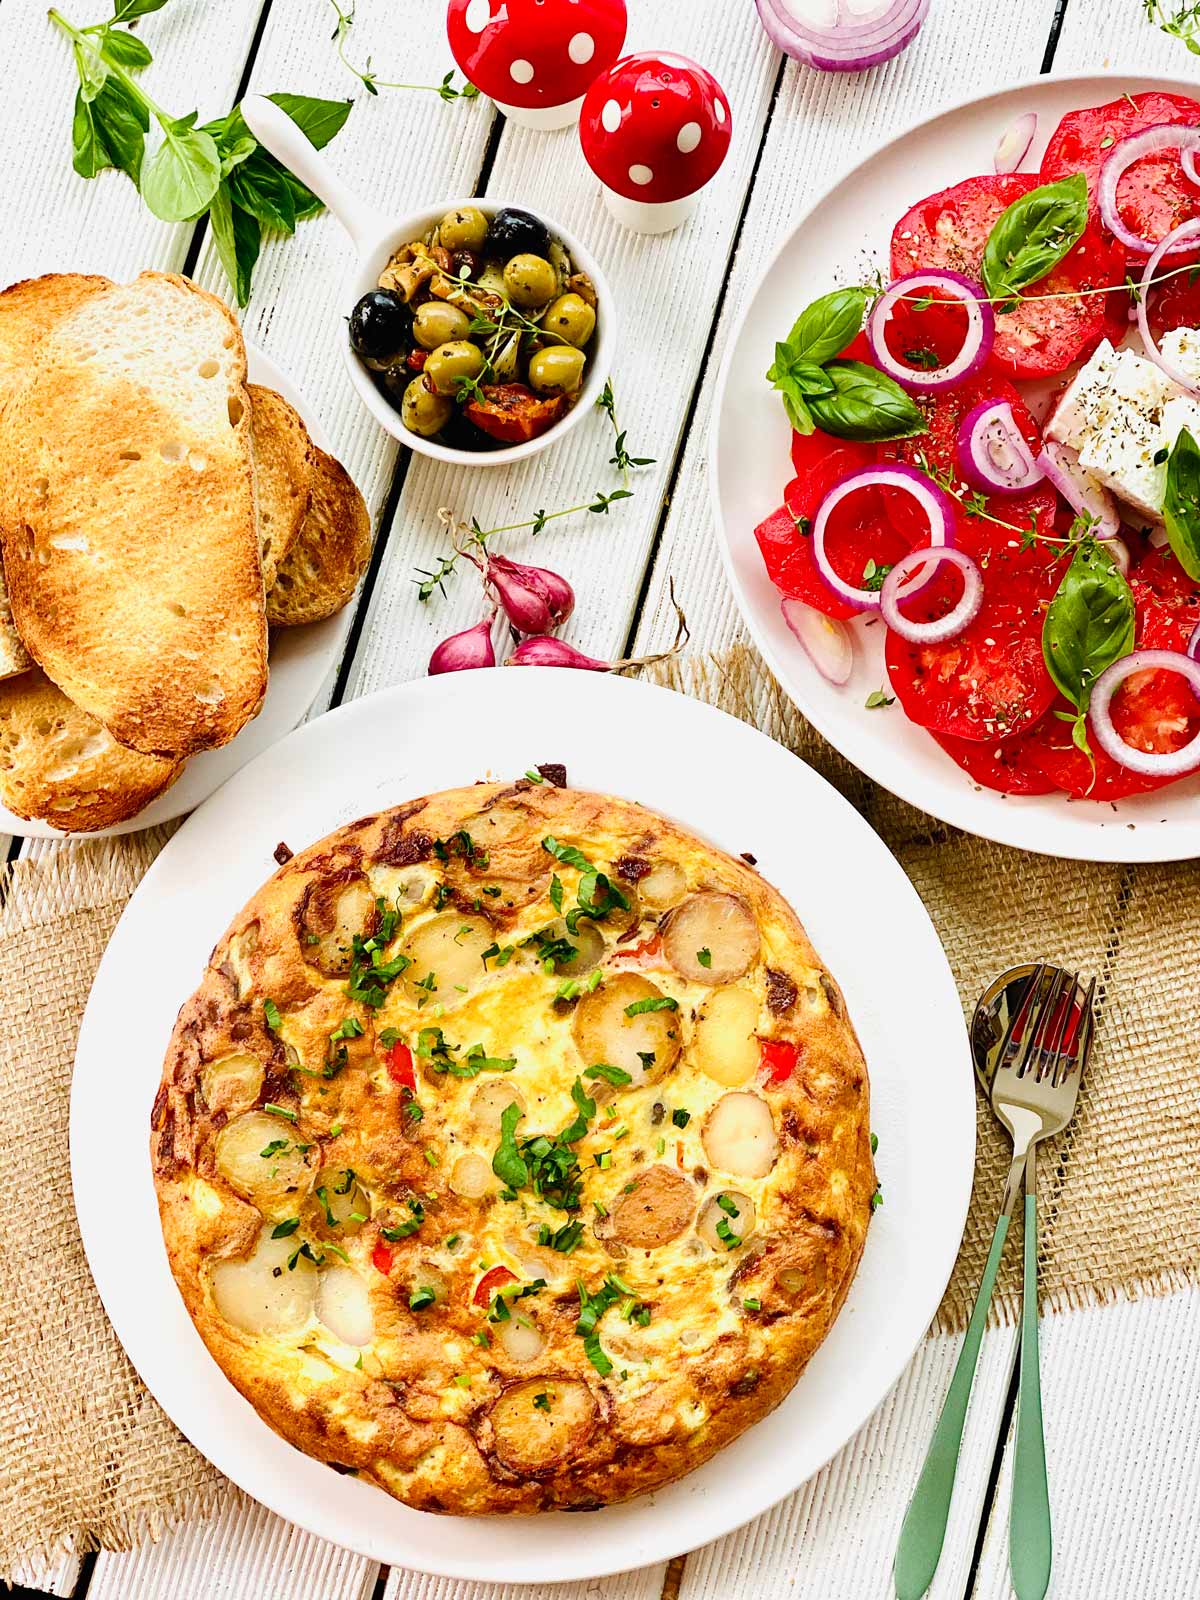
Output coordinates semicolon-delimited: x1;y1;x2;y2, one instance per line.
492;1102;528;1189
791;360;835;397
772;377;813;436
72;77;147;182
140;116;221;222
265;92;353;151
112;0;170;19
982;173;1088;302
806;360;926;442
99;29;153;69
784;287;867;366
229;155;297;234
208;185;261;308
218;135;257;178
1041;540;1135;711
1164;426;1200;581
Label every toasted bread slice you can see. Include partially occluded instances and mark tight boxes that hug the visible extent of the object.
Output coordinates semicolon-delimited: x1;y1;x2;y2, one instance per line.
0;274;114;681
266;447;371;627
0;272;268;758
0;669;180;832
248;384;314;590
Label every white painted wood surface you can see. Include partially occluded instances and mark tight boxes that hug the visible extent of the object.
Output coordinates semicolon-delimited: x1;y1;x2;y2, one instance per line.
4;0;1200;1596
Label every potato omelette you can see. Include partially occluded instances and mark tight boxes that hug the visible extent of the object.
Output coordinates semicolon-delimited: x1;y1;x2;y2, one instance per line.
152;776;876;1513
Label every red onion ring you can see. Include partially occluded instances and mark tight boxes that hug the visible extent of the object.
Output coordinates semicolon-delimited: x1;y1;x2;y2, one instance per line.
1098;124;1200;254
812;464;954;612
880;545;983;644
957;399;1045;495
1184;147;1200;189
753;0;929;72
1189;620;1200;661
1090;649;1200;776
781;598;854;684
1036;442;1120;539
1137;218;1200;396
995;112;1037;175
866;271;994;393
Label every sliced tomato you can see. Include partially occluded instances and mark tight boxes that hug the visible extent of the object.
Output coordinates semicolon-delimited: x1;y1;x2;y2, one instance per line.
929;723;1057;795
1148;266;1200;340
758;1038;802;1085
473;1265;517;1308
876;285;973;379
1024;698;1177;800
1130;544;1200;651
886;371;1060;589
371;1240;395;1275
1111;660;1200;757
757;433;911;620
465;383;565;443
891;174;1123;379
885;581;1057;742
1041;91;1200;240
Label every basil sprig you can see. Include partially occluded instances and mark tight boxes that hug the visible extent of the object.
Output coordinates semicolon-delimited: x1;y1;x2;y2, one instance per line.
982;174;1089;306
50;3;351;305
767;288;925;442
1163;427;1200;581
1042;540;1135;754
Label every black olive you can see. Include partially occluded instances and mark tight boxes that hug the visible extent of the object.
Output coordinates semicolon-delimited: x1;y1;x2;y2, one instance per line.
486;207;551;260
451;248;483;282
349;290;412;363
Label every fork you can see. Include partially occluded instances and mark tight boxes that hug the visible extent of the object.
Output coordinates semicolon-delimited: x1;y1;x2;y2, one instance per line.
894;963;1094;1600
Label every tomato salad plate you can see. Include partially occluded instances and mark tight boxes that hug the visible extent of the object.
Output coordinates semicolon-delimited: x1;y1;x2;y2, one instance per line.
713;73;1200;861
71;669;971;1582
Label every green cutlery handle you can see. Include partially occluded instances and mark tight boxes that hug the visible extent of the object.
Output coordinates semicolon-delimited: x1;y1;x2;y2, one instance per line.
1010;1191;1051;1600
894;1214;1010;1600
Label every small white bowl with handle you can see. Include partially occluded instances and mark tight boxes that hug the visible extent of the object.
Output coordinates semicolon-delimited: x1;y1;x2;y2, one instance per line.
241;95;616;469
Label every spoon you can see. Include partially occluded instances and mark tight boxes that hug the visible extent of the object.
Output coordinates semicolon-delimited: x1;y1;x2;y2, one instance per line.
240;96;617;469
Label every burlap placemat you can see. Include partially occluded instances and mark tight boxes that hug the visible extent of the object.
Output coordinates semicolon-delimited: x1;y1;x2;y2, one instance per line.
1;642;1196;1578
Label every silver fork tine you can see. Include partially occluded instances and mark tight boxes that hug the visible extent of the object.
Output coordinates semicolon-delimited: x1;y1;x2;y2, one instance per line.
1062;976;1097;1088
1007;965;1060;1081
993;961;1047;1078
1038;969;1078;1084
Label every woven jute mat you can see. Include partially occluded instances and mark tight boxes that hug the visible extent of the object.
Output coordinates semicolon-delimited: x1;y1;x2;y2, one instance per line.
1;642;1197;1579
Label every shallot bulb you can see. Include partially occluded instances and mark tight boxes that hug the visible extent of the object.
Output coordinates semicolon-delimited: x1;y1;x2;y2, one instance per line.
507;584;691;670
428;615;496;675
487;553;575;636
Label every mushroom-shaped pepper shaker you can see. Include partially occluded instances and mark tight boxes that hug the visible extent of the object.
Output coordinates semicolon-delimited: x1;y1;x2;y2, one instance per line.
446;0;628;131
580;52;732;234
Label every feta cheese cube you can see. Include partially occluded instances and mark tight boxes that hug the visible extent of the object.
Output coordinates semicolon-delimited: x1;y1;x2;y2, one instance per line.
1046;340;1117;449
1159;326;1200;384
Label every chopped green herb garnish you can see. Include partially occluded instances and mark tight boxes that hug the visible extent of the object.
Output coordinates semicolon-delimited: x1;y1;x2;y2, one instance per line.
263;998;282;1033
584;1063;633;1087
624;995;679;1017
409;1286;437;1311
264;1102;297;1122
532;1390;552;1410
271;1218;300;1238
696;947;712;968
743;1297;761;1311
671;1109;691;1129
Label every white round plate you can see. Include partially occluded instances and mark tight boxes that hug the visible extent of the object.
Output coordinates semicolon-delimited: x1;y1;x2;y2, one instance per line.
72;669;972;1582
712;72;1200;864
1;344;342;840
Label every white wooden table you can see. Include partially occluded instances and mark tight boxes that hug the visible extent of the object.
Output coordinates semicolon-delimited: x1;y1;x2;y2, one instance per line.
4;1;1199;1596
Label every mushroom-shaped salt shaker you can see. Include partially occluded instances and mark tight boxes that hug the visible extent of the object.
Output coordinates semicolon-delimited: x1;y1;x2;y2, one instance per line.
446;0;627;131
580;52;731;234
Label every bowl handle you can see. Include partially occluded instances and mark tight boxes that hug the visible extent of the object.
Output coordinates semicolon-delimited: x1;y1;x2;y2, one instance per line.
241;95;390;254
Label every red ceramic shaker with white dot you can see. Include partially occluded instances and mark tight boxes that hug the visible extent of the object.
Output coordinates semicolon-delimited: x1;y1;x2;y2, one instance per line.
580;52;731;234
446;0;627;130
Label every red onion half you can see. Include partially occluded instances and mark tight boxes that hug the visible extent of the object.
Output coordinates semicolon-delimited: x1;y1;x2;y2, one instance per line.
1090;650;1200;777
1098;124;1200;254
867;271;994;393
957;399;1046;495
1036;442;1120;540
880;546;983;644
781;598;854;684
1137;218;1200;396
753;0;929;72
995;112;1037;174
812;463;954;612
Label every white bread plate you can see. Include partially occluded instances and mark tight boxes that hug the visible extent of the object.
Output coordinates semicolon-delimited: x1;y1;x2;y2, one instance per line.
0;345;339;840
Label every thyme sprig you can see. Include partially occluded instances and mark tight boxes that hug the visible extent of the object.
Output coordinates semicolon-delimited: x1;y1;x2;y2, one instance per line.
329;2;480;98
1144;1;1200;52
413;384;651;602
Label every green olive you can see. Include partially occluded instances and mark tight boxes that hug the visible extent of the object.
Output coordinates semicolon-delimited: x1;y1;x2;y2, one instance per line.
401;376;453;437
503;253;558;310
528;345;586;396
437;207;489;252
413;301;471;351
542;293;596;349
425;340;487;397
